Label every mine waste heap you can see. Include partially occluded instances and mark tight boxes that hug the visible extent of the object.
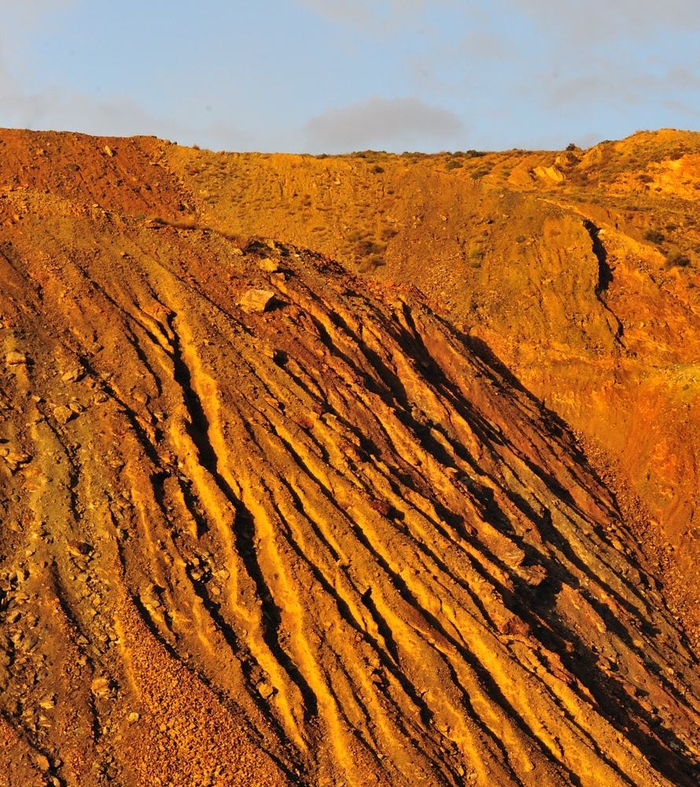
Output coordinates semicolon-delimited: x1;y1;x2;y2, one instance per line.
0;128;699;785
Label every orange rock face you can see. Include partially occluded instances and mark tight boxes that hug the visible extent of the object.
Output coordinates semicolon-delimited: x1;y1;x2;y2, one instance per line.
0;128;699;786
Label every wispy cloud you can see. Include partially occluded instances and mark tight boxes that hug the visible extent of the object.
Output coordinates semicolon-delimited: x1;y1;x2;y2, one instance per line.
0;2;251;150
304;95;465;152
295;0;429;30
5;0;78;28
0;77;254;150
1;0;698;154
541;64;700;129
507;0;700;33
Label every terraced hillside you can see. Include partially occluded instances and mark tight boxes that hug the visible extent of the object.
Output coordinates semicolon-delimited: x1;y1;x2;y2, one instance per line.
0;129;699;786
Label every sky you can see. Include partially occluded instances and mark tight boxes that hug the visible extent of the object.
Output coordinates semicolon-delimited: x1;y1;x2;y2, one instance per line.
1;0;699;154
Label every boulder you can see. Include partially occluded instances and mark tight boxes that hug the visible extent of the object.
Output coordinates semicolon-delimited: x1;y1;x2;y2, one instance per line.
238;289;276;314
257;257;280;273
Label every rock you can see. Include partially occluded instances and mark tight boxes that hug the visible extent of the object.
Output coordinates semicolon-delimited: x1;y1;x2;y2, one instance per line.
5;351;27;366
261;345;287;365
53;405;75;425
34;753;51;772
61;366;84;383
238;289;276;314
533;165;566;183
104;145;115;157
91;676;110;697
2;451;32;472
38;694;56;710
257;257;280;273
520;564;547;587
127;711;140;723
67;541;93;559
256;680;275;699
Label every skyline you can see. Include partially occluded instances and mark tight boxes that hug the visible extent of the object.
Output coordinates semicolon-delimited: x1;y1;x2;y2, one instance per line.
1;1;699;153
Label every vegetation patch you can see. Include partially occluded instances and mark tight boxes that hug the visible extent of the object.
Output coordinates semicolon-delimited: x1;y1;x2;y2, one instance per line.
644;229;665;244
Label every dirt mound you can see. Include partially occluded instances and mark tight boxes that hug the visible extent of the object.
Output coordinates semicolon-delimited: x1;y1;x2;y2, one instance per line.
1;129;699;786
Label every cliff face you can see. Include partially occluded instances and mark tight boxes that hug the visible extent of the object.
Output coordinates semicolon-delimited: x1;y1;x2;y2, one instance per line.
0;129;699;786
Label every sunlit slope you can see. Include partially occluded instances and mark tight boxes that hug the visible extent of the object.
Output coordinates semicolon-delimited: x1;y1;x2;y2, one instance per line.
165;132;700;622
1;182;699;786
3;127;698;600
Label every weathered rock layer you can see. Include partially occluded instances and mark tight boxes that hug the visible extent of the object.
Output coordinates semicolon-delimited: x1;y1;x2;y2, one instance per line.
0;129;699;786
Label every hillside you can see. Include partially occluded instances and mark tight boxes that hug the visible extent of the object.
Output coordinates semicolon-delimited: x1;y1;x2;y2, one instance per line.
0;128;699;786
165;130;700;628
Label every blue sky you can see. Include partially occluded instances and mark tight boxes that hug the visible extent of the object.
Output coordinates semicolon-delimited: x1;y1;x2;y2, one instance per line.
1;0;699;153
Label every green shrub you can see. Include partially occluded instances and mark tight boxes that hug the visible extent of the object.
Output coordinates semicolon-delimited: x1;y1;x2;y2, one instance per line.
358;256;385;273
644;229;665;244
666;251;691;268
358;240;382;256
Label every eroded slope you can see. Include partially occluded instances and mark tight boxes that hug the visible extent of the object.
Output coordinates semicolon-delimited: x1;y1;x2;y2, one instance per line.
3;128;699;606
163;132;700;627
1;188;699;786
